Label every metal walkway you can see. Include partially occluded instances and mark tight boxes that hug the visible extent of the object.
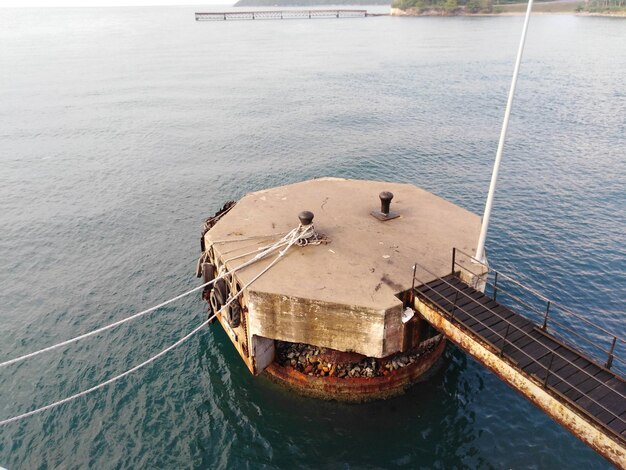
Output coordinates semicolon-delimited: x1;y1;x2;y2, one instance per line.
411;249;626;466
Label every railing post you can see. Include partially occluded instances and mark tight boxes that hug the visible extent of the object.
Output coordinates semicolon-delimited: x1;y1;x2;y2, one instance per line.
500;323;510;357
451;247;456;275
450;290;459;322
493;272;499;301
410;264;418;307
606;336;617;370
542;301;551;330
544;352;555;388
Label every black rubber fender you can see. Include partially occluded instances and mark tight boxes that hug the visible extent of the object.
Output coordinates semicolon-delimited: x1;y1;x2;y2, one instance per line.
202;263;216;302
202;263;215;286
209;288;220;314
213;278;228;313
227;301;242;329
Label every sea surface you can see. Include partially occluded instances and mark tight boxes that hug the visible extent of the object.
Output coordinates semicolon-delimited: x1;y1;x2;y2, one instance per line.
0;5;624;469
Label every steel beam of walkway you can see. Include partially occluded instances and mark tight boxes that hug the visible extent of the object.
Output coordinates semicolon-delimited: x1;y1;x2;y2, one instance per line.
412;256;626;467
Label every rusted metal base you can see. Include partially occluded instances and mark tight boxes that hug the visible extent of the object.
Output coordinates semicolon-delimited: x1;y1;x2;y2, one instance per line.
264;336;446;402
370;210;400;222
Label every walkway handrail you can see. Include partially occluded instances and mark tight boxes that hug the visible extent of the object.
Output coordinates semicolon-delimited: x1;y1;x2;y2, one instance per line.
195;10;367;14
411;262;626;437
452;247;625;371
451;259;626;371
195;10;368;21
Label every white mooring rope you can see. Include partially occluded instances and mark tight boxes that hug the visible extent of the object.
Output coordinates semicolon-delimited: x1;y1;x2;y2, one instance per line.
0;283;212;370
0;320;211;427
0;225;307;426
0;225;310;370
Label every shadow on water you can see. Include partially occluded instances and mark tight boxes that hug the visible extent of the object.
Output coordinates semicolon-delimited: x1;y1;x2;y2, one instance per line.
195;327;493;469
194;323;609;469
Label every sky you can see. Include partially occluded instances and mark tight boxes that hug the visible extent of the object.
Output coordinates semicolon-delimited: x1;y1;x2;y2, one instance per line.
1;0;234;7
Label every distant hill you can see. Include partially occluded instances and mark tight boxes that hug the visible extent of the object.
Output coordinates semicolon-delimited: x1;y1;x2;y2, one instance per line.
235;0;389;6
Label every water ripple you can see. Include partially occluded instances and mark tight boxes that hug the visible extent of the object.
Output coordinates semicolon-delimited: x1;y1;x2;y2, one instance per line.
0;7;623;469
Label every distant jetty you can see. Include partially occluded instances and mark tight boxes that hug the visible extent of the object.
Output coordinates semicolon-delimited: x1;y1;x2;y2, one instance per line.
195;10;383;21
234;0;388;6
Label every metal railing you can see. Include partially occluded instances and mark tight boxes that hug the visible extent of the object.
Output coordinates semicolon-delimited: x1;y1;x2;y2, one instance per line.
195;10;367;21
411;257;626;442
451;247;625;374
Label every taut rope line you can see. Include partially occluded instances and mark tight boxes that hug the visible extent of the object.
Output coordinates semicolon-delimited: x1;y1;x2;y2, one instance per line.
0;225;310;369
0;320;211;427
0;225;307;426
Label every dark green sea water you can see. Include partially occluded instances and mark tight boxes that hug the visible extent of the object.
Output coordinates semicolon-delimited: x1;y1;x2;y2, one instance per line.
0;5;624;468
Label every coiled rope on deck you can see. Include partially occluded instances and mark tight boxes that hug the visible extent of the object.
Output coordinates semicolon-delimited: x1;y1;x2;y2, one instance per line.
0;224;311;426
0;225;310;370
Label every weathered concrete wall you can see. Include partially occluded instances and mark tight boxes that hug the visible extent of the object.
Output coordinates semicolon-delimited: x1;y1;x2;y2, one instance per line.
414;298;626;468
383;304;404;356
205;178;483;366
251;334;275;374
248;291;396;358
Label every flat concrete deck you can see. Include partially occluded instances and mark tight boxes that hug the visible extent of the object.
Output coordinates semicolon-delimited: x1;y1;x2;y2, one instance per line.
206;177;482;357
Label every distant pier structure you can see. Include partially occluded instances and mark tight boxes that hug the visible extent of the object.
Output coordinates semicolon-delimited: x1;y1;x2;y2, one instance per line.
195;10;370;21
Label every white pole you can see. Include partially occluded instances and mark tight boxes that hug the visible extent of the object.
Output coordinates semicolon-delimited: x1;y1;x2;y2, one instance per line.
475;0;534;263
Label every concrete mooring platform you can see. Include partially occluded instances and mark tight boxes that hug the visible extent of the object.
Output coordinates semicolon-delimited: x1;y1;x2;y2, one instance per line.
198;177;483;399
197;176;626;462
